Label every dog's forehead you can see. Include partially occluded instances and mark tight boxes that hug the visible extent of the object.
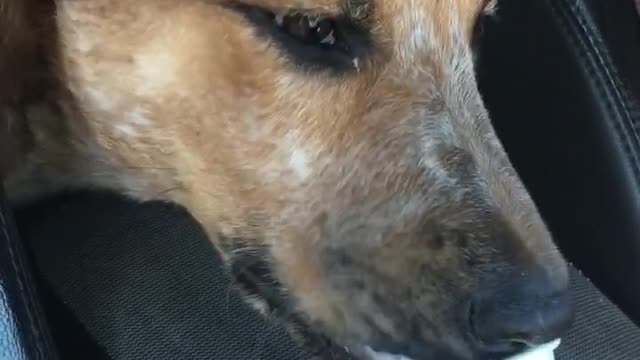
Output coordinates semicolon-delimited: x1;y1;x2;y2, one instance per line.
239;0;487;19
377;0;487;37
237;0;344;14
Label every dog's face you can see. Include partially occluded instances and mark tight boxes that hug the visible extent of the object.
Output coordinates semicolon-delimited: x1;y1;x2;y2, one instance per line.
54;0;573;359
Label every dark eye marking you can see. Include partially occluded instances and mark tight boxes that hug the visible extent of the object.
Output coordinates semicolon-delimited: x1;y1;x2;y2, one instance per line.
232;5;372;74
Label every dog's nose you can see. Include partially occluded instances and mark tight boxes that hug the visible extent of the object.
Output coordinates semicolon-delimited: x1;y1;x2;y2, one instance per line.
470;268;574;351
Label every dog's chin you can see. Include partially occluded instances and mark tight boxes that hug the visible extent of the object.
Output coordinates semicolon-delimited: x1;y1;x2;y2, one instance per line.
226;244;353;357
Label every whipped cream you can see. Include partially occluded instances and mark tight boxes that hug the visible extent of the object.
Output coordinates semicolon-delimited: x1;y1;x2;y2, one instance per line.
505;339;561;360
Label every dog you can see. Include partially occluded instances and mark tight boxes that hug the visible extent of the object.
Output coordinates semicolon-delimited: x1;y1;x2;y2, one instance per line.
2;0;574;359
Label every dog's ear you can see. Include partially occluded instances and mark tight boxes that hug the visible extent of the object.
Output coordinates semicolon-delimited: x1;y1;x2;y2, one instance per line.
0;0;41;103
0;0;44;177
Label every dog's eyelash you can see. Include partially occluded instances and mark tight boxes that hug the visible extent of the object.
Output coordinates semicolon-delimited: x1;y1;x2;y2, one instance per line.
273;13;339;47
235;5;371;74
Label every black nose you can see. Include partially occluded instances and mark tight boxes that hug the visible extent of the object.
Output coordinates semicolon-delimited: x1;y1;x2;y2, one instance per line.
470;269;574;352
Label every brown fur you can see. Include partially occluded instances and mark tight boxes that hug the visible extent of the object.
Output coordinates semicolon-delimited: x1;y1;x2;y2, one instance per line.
3;1;568;359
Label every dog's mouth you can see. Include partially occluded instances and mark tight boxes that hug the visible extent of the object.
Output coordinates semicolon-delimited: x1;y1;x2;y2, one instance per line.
229;248;278;300
227;244;355;358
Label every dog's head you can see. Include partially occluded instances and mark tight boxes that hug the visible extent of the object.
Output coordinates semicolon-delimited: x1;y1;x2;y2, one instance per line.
53;0;573;358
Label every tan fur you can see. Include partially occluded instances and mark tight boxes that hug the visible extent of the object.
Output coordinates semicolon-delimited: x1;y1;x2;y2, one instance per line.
3;1;569;359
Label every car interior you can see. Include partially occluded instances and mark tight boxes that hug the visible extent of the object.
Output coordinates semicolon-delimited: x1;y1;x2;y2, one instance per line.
2;0;640;359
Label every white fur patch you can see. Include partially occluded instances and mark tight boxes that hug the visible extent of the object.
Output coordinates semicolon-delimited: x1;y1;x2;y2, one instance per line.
289;148;310;180
135;50;178;95
407;8;432;52
85;87;117;111
126;107;151;127
72;30;94;53
114;124;139;137
396;3;438;63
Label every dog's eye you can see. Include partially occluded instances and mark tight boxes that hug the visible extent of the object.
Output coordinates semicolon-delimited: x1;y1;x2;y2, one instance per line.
234;5;371;73
274;13;338;47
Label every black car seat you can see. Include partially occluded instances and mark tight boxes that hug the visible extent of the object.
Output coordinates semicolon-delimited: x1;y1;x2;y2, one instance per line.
0;188;58;360
477;0;640;326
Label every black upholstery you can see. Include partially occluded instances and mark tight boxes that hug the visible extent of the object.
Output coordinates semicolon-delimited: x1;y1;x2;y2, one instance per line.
15;191;314;360
476;0;640;325
0;188;57;360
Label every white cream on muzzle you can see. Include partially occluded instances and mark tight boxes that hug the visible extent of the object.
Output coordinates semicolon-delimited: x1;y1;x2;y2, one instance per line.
362;338;561;360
